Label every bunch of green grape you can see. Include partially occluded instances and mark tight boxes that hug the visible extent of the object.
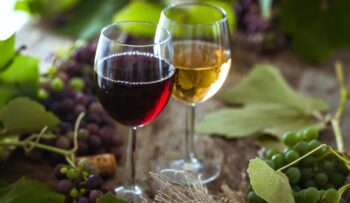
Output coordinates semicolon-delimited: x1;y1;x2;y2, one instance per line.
248;128;349;203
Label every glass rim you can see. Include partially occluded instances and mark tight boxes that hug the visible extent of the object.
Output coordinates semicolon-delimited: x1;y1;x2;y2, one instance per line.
161;2;228;27
100;21;172;48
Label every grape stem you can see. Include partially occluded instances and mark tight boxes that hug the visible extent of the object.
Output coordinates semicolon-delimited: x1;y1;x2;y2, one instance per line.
0;112;85;167
331;62;347;153
277;144;327;172
338;183;350;199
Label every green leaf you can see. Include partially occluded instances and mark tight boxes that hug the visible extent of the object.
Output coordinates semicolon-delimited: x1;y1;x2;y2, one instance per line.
197;64;328;138
280;0;350;63
247;158;295;203
96;193;127;203
196;103;324;139
0;54;40;107
54;0;128;39
255;134;285;150
0;177;65;203
219;64;329;112
0;35;15;70
0;97;60;135
0;181;8;188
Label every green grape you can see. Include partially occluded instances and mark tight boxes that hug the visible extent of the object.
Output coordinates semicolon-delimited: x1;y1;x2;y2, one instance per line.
285;150;300;163
70;188;79;198
60;166;68;174
303;187;320;203
266;148;280;159
67;168;78;180
51;77;64;91
315;172;328;186
330;172;345;188
304;180;316;188
292;185;301;192
47;66;57;76
323;183;334;190
264;159;276;170
69;77;85;91
339;198;346;203
283;131;298;147
323;188;339;203
303;128;319;141
37;89;48;100
297;131;304;141
301;156;315;167
286;167;301;184
283;147;292;154
248;191;265;203
301;167;314;181
336;162;349;176
272;154;285;169
294;141;309;155
322;161;335;175
307;140;321;151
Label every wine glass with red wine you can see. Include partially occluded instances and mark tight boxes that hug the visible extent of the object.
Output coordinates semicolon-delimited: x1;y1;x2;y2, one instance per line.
94;22;174;202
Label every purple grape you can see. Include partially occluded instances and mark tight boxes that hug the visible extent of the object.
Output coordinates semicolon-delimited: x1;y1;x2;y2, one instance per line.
89;103;104;114
28;149;43;162
78;129;90;140
86;123;99;134
88;135;102;149
78;141;89;155
56;136;71;149
89;190;103;202
66;60;81;76
99;133;112;146
78;197;90;203
76;93;89;105
61;98;75;113
109;147;122;160
58;72;70;82
86;114;101;125
86;175;103;190
57;179;74;195
74;104;86;116
54;164;66;179
73;47;90;64
111;135;123;147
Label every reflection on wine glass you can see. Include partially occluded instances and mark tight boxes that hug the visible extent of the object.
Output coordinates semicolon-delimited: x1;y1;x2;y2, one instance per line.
94;22;174;202
158;2;232;184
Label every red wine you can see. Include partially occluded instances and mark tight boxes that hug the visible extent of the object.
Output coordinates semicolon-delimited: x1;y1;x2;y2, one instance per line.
94;52;174;126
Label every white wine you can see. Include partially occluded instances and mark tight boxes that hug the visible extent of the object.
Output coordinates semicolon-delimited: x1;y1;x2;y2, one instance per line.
172;40;231;104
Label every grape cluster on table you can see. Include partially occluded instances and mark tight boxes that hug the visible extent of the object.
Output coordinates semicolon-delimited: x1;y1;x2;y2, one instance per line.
248;128;349;203
34;43;124;202
54;161;113;203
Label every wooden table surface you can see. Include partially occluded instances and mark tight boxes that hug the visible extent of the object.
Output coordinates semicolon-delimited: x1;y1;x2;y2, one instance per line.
2;22;350;200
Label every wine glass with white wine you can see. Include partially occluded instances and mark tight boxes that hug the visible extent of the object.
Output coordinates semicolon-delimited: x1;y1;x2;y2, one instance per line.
158;2;232;184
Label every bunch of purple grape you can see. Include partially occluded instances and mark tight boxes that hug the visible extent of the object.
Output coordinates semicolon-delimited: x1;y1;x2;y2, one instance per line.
234;0;285;52
37;43;123;162
54;162;113;203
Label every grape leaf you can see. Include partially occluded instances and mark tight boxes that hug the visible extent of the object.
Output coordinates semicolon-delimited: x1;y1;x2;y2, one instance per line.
280;0;350;63
247;158;295;203
0;35;15;70
219;64;329;112
0;97;60;135
54;0;128;39
196;64;328;138
96;193;127;203
196;103;325;139
0;177;65;203
0;35;40;107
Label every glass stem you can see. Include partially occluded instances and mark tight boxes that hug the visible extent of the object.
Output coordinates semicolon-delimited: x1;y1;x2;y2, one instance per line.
185;104;196;162
125;126;137;188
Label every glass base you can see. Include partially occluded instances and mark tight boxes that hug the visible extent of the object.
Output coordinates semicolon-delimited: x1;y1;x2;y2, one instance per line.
115;185;148;203
158;157;221;184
